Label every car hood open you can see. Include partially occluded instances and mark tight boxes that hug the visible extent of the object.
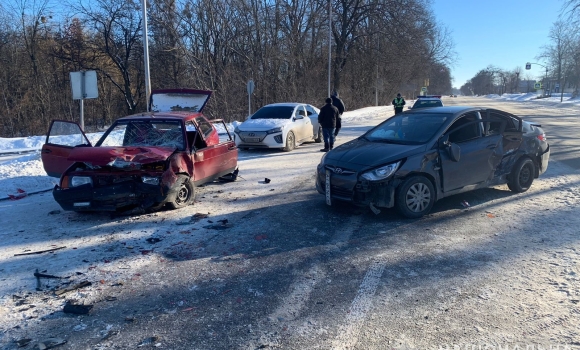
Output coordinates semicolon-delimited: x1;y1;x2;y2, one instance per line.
238;118;289;131
67;146;175;167
326;138;426;167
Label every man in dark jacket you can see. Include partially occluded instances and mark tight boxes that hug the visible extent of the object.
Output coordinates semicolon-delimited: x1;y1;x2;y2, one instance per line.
392;93;406;114
331;91;345;136
318;97;340;152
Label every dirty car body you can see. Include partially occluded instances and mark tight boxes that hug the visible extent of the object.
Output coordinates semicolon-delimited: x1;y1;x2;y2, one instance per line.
316;106;550;218
41;89;238;212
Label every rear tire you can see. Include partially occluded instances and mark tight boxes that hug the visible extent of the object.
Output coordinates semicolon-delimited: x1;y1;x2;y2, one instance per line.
314;127;322;143
395;175;435;218
508;157;534;193
282;131;295;152
167;175;195;209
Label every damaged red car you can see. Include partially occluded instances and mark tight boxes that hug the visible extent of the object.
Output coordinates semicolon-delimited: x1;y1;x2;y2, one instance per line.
41;89;238;212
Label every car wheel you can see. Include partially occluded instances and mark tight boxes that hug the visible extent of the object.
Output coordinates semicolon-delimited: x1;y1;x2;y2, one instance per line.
395;175;435;219
167;175;195;209
314;127;322;143
508;157;534;193
282;131;295;152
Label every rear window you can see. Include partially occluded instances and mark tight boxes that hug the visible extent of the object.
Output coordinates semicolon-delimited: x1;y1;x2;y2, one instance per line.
413;99;443;108
251;106;294;119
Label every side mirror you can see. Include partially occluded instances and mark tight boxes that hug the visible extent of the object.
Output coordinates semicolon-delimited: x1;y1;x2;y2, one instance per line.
438;134;450;149
448;143;461;162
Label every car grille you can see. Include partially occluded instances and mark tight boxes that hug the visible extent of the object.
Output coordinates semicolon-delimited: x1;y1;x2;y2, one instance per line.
95;175;136;187
325;166;356;175
331;186;353;199
239;131;267;142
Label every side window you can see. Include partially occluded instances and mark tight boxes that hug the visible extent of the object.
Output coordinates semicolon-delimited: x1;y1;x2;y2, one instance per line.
186;122;206;150
486;111;518;135
447;113;481;143
305;105;317;116
196;117;214;137
296;106;307;117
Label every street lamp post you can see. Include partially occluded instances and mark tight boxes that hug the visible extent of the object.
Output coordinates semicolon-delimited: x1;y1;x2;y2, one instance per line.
141;0;151;111
525;62;548;97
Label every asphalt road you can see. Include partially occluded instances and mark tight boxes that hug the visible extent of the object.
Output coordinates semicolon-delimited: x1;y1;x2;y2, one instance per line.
2;97;580;350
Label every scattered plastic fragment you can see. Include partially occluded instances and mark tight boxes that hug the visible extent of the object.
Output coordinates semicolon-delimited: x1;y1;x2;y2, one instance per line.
146;237;162;244
63;301;93;315
486;213;495;218
37;338;67;350
138;336;160;347
461;200;470;208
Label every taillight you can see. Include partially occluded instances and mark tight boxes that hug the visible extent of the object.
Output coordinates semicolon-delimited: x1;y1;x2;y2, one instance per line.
537;134;546;142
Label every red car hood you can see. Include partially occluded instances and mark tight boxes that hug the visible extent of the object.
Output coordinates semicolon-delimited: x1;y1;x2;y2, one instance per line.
68;146;175;166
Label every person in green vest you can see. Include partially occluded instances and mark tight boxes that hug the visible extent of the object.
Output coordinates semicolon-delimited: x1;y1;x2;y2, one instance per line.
392;93;406;114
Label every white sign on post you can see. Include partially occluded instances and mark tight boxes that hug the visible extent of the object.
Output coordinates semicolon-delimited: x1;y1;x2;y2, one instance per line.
70;70;98;131
70;71;98;99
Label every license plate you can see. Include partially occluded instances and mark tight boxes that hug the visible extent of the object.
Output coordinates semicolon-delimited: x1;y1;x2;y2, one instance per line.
245;138;260;143
325;170;332;206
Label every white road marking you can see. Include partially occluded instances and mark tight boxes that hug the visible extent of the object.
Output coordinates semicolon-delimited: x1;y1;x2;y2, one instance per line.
332;260;387;350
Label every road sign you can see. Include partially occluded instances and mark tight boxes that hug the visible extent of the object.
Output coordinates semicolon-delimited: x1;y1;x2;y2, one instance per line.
534;82;542;89
525;63;531;70
70;71;98;100
247;80;255;95
421;87;427;92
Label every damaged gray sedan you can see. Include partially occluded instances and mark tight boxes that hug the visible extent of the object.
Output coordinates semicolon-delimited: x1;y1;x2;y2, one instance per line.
316;106;550;218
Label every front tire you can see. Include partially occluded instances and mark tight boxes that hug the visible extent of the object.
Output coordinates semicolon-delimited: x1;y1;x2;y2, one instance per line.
508;157;534;193
314;127;322;143
282;131;295;152
167;175;195;209
395;175;435;218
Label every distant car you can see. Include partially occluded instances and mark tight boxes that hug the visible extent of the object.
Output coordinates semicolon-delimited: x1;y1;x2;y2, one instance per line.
41;89;238;213
234;103;321;151
408;97;443;110
316;106;550;218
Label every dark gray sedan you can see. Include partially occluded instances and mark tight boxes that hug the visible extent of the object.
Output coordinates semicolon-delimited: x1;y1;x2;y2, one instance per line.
316;106;550;218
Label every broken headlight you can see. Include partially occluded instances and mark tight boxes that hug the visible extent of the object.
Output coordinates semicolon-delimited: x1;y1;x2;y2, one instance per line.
70;176;93;187
141;176;160;185
361;161;401;181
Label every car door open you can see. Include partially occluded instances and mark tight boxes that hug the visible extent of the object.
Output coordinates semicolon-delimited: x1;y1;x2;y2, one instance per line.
41;120;92;178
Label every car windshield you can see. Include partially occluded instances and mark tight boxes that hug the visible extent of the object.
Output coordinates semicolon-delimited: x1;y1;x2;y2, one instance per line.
364;113;450;144
97;120;185;150
413;99;443;108
251;106;294;119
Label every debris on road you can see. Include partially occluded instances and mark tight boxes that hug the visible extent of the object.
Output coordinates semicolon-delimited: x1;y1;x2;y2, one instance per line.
461;200;470;208
36;337;67;349
14;246;66;256
63;301;93;315
34;270;63;279
145;237;162;244
55;281;92;296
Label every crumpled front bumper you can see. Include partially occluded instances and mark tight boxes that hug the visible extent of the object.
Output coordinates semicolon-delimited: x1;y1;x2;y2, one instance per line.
53;181;165;212
315;163;399;208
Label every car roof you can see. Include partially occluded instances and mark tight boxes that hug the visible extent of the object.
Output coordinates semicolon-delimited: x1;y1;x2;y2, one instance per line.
407;105;480;115
261;102;309;108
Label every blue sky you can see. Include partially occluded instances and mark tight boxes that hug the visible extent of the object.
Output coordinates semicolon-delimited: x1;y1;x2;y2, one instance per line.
431;0;564;88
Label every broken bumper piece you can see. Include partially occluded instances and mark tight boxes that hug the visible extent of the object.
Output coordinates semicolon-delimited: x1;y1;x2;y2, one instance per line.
53;181;165;212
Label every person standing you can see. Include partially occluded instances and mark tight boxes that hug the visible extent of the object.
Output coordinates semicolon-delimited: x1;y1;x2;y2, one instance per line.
318;97;339;152
331;91;345;136
392;93;406;114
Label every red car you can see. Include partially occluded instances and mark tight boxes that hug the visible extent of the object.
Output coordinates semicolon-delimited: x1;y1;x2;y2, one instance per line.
41;89;238;212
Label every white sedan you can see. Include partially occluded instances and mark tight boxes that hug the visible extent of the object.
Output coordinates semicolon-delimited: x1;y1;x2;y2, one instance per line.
234;103;322;151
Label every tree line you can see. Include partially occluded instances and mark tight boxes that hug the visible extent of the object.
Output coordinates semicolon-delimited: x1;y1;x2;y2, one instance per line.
0;0;454;137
